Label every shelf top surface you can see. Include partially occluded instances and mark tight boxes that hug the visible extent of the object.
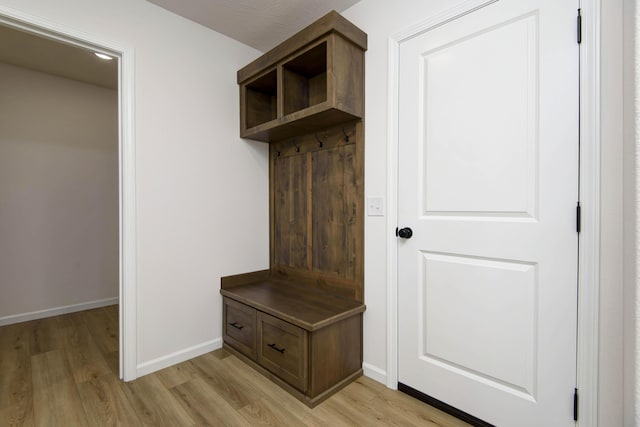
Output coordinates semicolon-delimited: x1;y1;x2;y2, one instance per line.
221;279;365;330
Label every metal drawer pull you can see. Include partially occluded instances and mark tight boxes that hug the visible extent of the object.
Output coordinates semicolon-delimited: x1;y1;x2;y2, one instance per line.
268;343;285;354
229;322;244;330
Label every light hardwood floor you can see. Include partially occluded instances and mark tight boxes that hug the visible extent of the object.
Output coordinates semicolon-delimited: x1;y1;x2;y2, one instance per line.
0;305;470;426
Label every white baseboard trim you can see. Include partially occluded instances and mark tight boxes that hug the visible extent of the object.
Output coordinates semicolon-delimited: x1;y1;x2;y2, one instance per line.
136;338;223;378
0;297;118;327
363;362;388;386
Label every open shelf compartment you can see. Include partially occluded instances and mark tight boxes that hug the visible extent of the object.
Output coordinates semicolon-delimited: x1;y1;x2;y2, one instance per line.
282;41;328;116
245;68;278;129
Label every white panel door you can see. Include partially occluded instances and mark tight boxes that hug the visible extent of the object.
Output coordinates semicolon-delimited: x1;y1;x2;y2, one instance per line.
397;1;578;425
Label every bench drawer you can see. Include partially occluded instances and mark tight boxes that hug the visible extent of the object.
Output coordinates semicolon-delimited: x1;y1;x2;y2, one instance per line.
257;312;308;392
223;298;256;358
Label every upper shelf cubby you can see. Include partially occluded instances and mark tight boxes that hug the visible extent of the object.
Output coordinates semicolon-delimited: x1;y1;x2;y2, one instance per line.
238;11;367;142
245;68;278;129
283;41;327;115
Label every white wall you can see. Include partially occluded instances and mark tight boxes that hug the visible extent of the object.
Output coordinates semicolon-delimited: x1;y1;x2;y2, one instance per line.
0;62;118;321
342;0;628;422
0;0;269;372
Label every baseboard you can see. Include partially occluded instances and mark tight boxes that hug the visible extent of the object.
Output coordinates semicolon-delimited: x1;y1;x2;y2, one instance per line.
136;337;223;378
363;362;387;385
0;297;118;327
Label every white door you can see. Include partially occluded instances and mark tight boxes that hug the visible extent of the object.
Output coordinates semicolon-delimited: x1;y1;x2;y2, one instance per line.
397;1;578;425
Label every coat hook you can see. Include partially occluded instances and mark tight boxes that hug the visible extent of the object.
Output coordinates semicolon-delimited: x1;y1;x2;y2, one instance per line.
342;127;350;143
277;151;281;157
315;133;324;148
293;138;300;152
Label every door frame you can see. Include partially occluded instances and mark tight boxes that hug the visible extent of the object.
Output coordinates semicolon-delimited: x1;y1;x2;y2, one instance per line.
386;0;600;424
0;5;138;381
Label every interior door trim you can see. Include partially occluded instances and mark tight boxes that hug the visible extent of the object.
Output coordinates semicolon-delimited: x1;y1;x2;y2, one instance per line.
386;1;601;425
0;5;139;382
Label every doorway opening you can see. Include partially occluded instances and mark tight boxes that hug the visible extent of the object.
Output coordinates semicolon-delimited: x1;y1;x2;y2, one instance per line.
0;8;136;381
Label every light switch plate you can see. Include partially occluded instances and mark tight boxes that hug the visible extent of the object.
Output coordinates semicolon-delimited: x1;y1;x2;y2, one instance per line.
367;196;385;216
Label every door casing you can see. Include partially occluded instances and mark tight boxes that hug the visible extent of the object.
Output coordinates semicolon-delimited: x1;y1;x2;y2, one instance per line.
386;0;601;425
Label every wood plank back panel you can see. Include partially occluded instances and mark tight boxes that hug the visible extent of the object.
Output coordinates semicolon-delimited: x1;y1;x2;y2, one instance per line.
270;121;363;302
312;144;357;280
273;153;308;270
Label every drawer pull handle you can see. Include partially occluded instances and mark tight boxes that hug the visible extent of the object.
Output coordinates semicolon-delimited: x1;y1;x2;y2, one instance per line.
268;343;285;354
229;322;244;330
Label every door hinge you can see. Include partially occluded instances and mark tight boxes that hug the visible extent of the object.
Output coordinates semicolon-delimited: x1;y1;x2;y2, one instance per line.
576;202;581;233
577;9;582;44
573;388;579;421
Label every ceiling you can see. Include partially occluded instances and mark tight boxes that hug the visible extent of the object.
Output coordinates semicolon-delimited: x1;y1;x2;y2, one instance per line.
0;24;118;89
0;1;360;89
146;0;361;52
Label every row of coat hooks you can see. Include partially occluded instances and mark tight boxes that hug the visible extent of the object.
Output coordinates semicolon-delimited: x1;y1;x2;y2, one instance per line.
276;126;352;157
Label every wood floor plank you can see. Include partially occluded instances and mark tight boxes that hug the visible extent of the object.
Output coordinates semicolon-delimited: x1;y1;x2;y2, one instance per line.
170;377;252;427
28;318;62;356
375;388;472;427
238;397;307;427
0;347;33;427
120;374;194;427
0;403;34;427
188;353;259;410
77;374;142;427
101;305;118;326
211;348;231;360
78;308;118;355
56;312;94;349
156;361;199;389
0;323;30;372
0;364;32;416
31;350;88;427
103;351;119;377
220;354;334;427
0;306;475;427
329;382;446;427
322;392;391;427
65;344;113;384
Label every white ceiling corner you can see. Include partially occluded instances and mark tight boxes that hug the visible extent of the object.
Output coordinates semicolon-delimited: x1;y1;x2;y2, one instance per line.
145;0;361;52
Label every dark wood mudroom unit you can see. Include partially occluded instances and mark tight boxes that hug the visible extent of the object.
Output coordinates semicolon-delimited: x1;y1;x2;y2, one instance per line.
220;11;367;407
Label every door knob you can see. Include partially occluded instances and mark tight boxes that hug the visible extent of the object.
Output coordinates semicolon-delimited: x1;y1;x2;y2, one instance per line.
396;227;413;239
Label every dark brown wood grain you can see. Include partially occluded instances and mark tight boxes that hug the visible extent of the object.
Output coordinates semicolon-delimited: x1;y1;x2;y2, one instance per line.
223;299;257;359
312;144;357;280
332;34;364;117
228;10;365;407
238;16;364;142
221;269;270;289
237;11;367;84
221;280;365;331
273;154;308;270
243;69;278;129
244;107;358;142
309;314;362;398
257;312;308;392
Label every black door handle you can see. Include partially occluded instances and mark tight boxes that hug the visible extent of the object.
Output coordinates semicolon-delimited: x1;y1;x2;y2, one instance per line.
396;227;413;239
